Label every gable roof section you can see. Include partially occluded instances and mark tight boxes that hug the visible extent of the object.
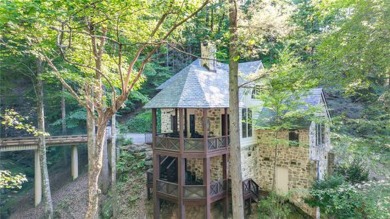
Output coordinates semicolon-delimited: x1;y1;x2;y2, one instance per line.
256;88;330;129
144;59;262;109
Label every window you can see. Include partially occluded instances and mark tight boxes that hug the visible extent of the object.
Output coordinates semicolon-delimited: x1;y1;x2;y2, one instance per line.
242;108;252;138
316;123;325;146
171;115;177;132
251;85;261;99
289;130;299;146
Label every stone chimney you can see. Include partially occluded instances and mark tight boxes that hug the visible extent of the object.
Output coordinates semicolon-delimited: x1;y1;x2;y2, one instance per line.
201;41;216;72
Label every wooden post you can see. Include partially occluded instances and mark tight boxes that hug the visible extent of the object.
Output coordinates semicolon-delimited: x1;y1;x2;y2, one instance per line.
71;145;78;180
223;107;229;218
178;108;185;219
34;149;42;206
152;109;160;219
223;154;229;218
186;109;190;138
202;109;211;219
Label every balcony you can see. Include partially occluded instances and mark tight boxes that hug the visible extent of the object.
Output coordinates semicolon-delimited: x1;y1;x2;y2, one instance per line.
155;179;226;201
155;134;229;154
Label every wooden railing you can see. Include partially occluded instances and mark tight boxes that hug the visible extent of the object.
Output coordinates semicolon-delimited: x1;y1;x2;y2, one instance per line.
148;177;228;200
210;180;225;196
155;134;229;153
207;136;229;151
184;138;203;151
242;178;259;201
184;185;205;199
156;180;178;197
156;136;180;151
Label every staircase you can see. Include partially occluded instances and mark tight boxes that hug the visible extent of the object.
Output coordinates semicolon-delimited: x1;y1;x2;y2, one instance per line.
146;156;178;200
242;178;260;215
159;156;177;182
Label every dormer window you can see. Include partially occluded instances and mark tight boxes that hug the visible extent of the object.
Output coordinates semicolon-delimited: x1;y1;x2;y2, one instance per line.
251;85;262;99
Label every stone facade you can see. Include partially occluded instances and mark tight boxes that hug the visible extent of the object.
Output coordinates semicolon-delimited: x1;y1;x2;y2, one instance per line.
186;156;223;182
160;108;225;137
194;108;224;137
250;128;330;218
253;130;316;191
161;109;175;133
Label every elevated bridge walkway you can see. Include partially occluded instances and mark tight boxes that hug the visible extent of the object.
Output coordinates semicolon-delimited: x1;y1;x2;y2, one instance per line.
0;135;88;206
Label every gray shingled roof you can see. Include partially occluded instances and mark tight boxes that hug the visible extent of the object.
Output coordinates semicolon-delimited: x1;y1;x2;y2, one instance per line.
144;59;262;108
256;88;329;128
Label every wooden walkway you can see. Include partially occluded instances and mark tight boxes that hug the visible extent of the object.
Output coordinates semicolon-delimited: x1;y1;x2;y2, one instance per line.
0;135;87;152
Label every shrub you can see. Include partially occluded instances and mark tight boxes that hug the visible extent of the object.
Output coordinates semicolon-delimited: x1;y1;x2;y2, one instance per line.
116;150;146;182
305;175;375;218
125;111;152;133
334;158;369;184
258;191;291;219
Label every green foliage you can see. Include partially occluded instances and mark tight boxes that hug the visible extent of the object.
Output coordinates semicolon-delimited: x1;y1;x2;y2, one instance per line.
258;192;292;219
306;175;362;218
335;158;369;184
116;136;133;146
0;109;48;137
306;175;390;219
0;170;27;190
124;111;152;133
117;150;146;182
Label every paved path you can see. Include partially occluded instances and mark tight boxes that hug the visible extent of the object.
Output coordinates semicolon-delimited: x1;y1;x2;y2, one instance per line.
120;133;152;144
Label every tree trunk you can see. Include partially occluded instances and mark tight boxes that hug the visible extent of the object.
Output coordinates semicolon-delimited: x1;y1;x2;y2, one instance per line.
61;86;68;165
36;59;53;218
228;0;245;218
86;114;110;219
272;131;278;191
100;133;110;195
61;85;66;135
110;114;118;218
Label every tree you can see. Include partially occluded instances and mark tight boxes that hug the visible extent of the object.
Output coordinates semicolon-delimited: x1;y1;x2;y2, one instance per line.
35;59;54;217
228;0;244;218
2;1;209;218
312;0;390;176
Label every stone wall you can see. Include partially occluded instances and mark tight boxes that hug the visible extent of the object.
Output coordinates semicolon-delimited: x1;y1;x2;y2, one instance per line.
160;108;225;137
161;109;175;133
194;108;224;137
186;156;224;181
253;129;318;218
240;144;257;180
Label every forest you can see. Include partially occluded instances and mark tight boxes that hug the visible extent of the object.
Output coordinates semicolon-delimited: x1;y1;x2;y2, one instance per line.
0;0;389;219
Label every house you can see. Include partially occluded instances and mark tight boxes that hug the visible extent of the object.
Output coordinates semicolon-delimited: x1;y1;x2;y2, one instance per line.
144;42;331;219
245;88;332;218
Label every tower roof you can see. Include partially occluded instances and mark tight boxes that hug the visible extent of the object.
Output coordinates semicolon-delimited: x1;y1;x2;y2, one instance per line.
144;59;262;109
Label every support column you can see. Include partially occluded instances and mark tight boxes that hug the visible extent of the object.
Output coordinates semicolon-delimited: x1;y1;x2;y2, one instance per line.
202;108;211;218
34;149;42;206
178;108;185;219
223;154;229;218
152;109;160;219
71;145;78;180
223;107;229;218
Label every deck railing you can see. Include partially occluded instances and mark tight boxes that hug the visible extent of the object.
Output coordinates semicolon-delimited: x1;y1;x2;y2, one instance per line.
184;185;205;199
210;180;225;196
155;134;229;153
242;178;259;201
150;178;227;200
156;180;178;197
